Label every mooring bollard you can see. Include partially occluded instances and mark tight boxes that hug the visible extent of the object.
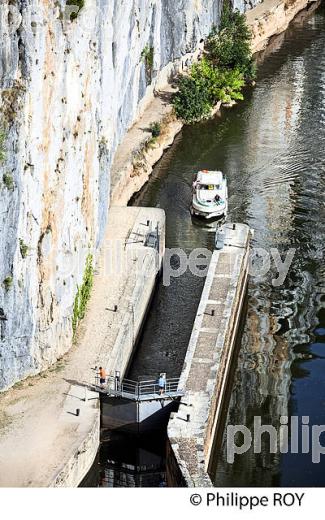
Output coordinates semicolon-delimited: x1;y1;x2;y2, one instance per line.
186;414;190;423
76;408;80;417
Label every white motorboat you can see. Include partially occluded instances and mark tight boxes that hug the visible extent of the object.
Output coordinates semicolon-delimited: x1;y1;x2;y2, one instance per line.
191;170;228;219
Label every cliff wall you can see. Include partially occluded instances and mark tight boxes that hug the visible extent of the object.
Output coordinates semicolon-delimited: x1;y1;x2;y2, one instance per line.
0;0;257;390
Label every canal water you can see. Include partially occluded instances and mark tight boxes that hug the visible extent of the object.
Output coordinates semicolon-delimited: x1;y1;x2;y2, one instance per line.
84;3;325;486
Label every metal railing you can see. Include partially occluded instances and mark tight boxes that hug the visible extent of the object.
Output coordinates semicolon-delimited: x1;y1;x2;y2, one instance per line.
95;375;182;401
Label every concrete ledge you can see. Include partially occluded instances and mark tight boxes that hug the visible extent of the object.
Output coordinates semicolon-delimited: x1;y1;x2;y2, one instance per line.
102;207;166;377
111;95;182;207
167;223;252;487
51;405;100;487
246;0;319;53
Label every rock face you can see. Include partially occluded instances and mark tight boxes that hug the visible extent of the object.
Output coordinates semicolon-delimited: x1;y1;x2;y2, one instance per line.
0;0;258;391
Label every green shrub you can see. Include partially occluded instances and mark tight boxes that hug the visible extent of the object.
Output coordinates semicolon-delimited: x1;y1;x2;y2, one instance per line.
172;1;254;124
173;59;245;123
3;173;14;190
19;239;28;259
0;129;6;163
141;45;154;82
218;68;245;103
141;45;154;69
145;136;157;151
149;121;161;138
66;0;85;21
3;277;13;291
191;58;245;104
72;254;93;335
173;75;212;123
205;1;255;79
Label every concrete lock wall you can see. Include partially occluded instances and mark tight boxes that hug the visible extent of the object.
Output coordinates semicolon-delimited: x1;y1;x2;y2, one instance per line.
101;397;177;434
50;208;166;488
103;209;166;380
167;223;252;487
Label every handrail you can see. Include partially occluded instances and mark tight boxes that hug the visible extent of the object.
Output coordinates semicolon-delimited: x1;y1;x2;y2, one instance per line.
136;377;179;384
118;378;139;385
95;374;182;400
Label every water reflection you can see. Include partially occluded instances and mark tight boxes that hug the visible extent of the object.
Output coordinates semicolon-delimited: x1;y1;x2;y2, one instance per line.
81;433;167;487
211;4;325;486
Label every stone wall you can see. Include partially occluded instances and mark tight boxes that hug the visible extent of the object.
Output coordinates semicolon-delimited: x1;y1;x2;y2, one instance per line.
167;224;252;487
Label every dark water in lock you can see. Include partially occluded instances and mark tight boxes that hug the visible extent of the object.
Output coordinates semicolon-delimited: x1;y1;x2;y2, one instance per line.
83;3;325;486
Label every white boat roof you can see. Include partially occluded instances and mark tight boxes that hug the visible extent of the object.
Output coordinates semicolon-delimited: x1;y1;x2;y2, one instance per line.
196;170;224;184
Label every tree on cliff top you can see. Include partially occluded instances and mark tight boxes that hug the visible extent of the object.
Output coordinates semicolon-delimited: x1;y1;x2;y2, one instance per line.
205;1;255;79
172;1;254;124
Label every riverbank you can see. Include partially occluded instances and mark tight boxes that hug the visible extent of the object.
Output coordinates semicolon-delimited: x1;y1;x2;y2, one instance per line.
0;207;165;487
167;224;252;487
247;0;319;52
111;0;318;207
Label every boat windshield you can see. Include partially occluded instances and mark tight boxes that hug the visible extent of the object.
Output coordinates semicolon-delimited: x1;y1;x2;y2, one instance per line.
198;184;219;190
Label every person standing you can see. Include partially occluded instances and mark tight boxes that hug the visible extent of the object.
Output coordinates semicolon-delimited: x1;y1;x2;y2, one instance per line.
99;366;106;387
158;373;166;395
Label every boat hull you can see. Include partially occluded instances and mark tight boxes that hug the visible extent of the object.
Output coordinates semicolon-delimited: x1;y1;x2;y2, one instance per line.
191;206;226;219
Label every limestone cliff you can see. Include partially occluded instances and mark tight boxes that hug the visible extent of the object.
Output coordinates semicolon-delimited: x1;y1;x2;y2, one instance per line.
0;0;257;390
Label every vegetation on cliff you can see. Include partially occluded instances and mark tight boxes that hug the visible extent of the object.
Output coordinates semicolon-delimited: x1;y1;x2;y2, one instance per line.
141;45;155;83
66;0;85;21
0;128;6;163
72;254;94;336
172;2;255;123
2;173;14;190
19;239;29;259
3;276;13;292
